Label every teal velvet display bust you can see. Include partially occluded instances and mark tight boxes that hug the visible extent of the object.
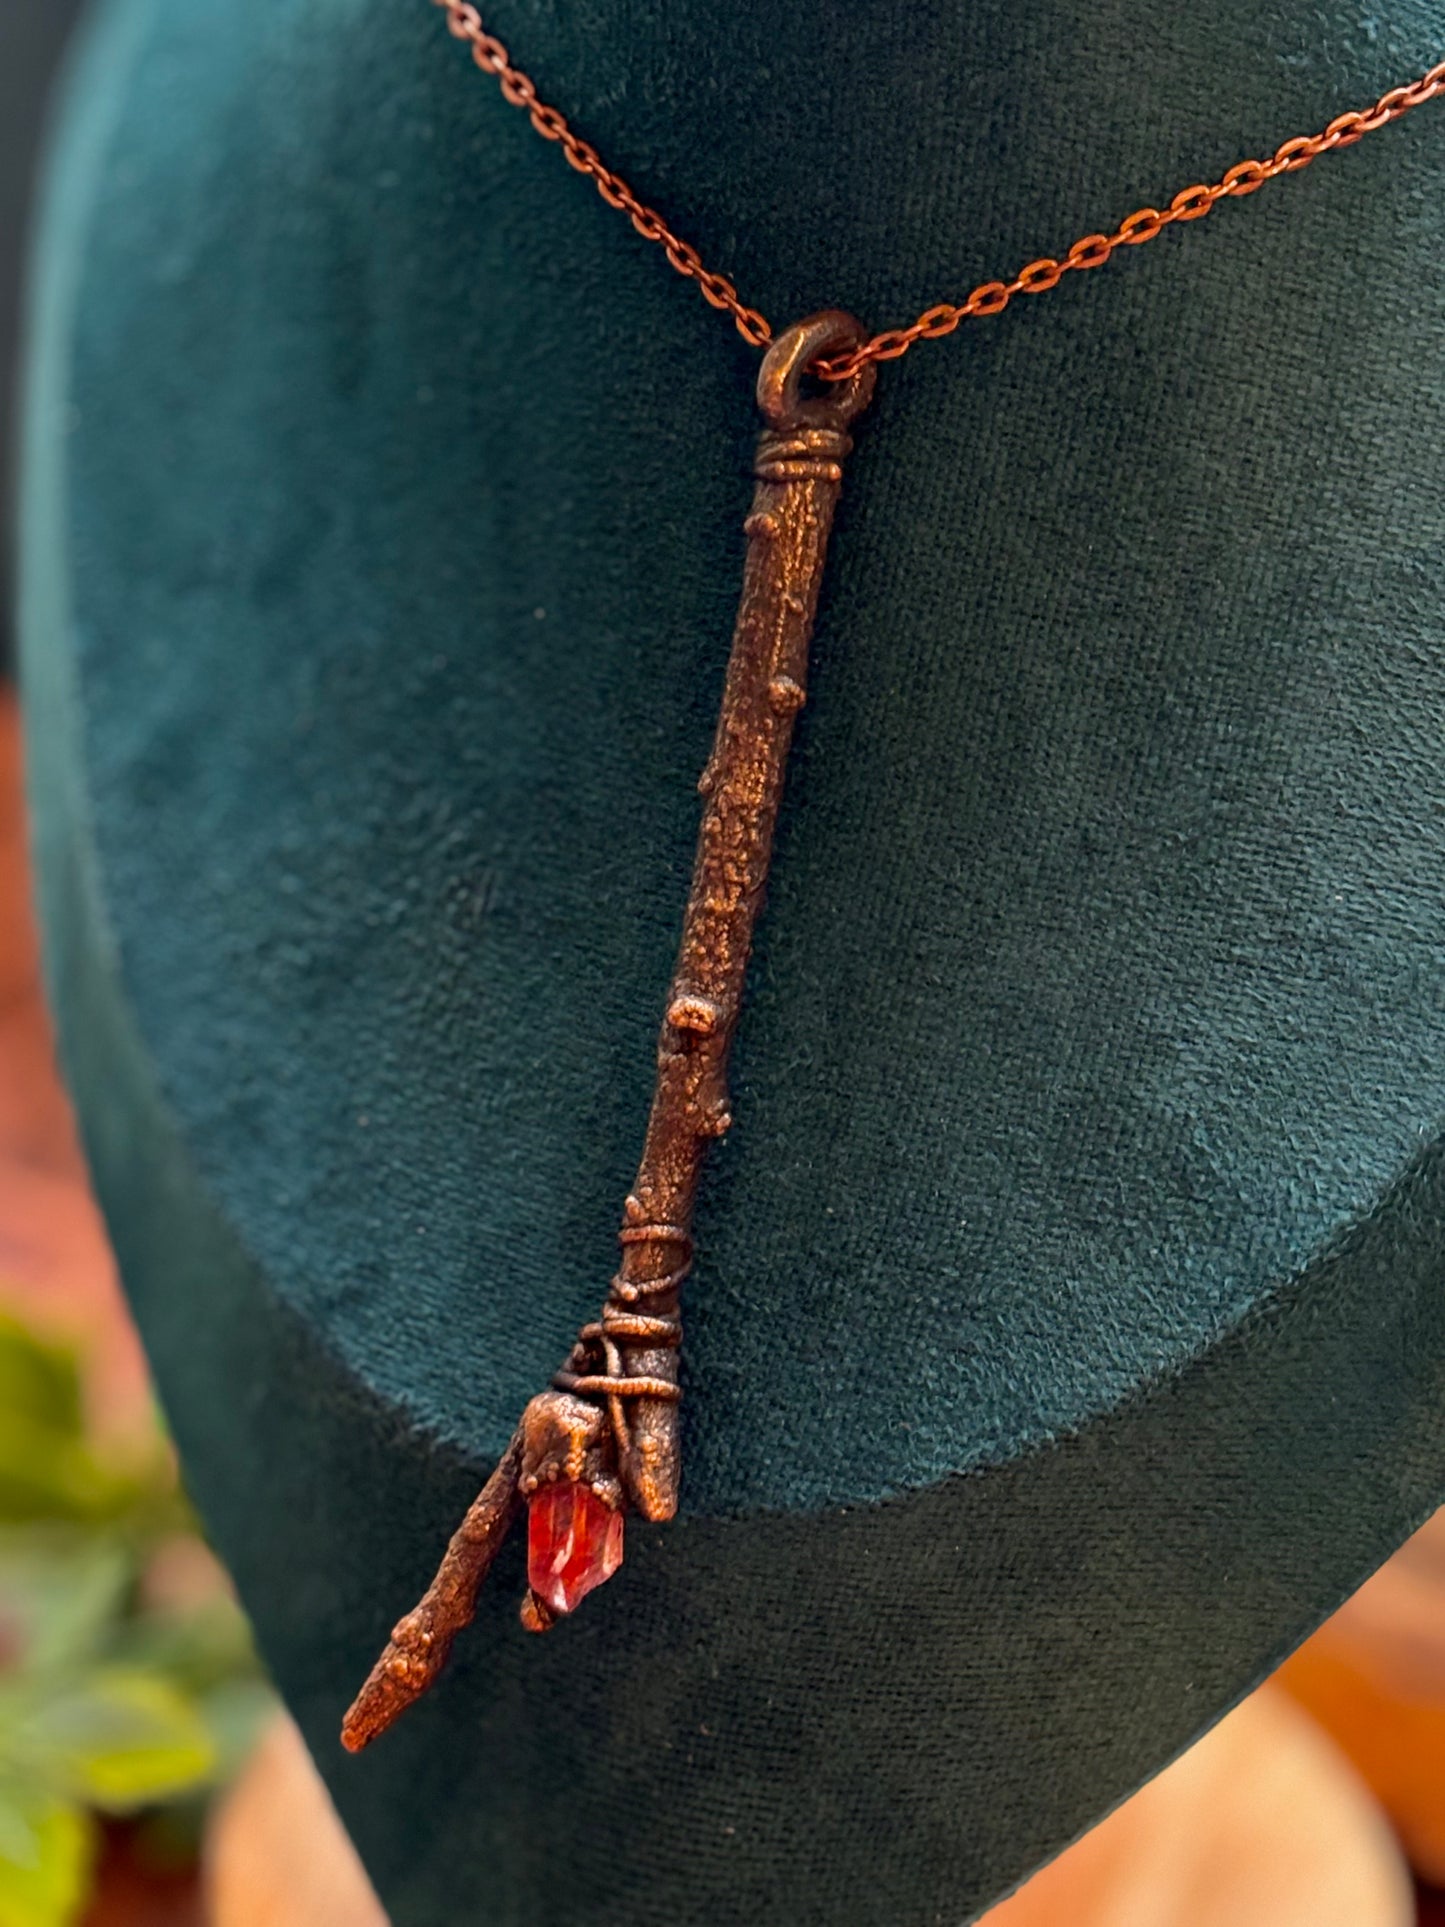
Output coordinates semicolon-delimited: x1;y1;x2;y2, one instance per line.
19;0;1445;1920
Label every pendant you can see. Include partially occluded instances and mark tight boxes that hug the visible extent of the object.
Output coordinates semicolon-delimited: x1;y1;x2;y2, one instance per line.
342;312;875;1749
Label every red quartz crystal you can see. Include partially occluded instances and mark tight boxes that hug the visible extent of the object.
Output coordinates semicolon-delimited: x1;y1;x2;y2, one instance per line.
527;1480;624;1616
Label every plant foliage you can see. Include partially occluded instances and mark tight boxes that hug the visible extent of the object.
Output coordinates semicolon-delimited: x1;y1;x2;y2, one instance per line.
0;1311;271;1925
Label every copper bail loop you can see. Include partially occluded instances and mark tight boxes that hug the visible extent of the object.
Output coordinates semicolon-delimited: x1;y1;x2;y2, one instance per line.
756;311;877;432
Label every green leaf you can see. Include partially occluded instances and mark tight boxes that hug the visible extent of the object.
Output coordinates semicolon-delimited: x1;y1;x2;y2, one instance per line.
196;1677;275;1781
0;1412;136;1527
0;1312;158;1527
112;1589;261;1695
16;1669;216;1812
0;1532;133;1675
0;1320;81;1440
0;1785;93;1927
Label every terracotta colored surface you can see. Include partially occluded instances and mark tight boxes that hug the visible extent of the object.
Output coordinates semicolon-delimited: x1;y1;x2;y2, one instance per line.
980;1686;1412;1927
207;1714;388;1926
0;690;150;1436
1280;1512;1445;1886
83;1828;203;1927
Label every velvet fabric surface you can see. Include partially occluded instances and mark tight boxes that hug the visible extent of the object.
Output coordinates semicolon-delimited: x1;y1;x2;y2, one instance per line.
0;0;85;672
18;0;1445;1920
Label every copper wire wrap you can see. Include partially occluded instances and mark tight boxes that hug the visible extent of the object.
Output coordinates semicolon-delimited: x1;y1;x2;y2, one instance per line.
427;1;1442;378
554;1224;690;1465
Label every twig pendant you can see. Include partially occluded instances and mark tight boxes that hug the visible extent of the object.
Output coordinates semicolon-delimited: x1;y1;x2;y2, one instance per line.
343;312;875;1750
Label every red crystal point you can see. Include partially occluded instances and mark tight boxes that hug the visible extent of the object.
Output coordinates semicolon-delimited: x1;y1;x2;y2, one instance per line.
527;1481;624;1616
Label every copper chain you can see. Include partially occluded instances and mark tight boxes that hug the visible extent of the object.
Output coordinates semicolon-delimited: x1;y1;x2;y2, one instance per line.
431;0;1443;380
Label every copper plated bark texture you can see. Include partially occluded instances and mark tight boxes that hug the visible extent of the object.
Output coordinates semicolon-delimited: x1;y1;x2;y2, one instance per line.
341;313;874;1749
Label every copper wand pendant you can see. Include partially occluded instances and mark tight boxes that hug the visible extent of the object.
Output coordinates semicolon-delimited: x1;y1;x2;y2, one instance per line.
342;312;875;1750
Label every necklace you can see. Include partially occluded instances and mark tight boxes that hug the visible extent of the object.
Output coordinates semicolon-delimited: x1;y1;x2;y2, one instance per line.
341;10;1443;1751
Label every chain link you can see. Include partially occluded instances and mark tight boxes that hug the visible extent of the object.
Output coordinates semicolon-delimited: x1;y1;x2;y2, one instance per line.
431;0;771;346
429;2;1442;380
